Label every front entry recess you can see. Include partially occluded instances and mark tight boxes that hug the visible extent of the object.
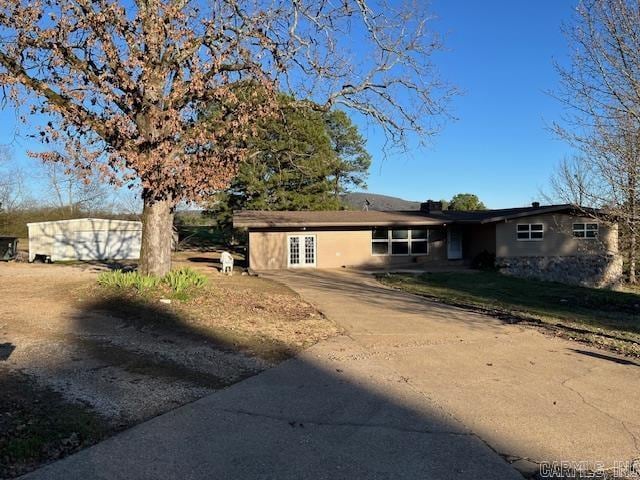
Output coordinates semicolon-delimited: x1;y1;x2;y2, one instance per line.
447;229;463;260
288;235;316;267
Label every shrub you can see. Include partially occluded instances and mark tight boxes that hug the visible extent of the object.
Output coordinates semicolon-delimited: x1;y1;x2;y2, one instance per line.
97;267;207;298
161;268;208;294
97;270;160;292
471;250;497;271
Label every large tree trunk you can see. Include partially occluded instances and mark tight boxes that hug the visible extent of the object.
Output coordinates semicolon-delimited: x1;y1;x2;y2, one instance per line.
139;194;174;276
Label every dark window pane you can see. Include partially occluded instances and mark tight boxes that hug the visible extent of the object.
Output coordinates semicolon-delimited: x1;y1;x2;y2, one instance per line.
531;231;543;239
392;229;409;239
517;232;530;239
573;223;585;230
372;242;388;255
574;231;585;238
517;225;529;232
411;241;428;254
372;228;388;240
586;223;598;230
586;230;598;238
410;228;428;239
531;224;544;231
391;242;409;255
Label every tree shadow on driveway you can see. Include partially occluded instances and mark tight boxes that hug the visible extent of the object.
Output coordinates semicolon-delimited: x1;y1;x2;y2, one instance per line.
0;342;15;361
16;289;524;480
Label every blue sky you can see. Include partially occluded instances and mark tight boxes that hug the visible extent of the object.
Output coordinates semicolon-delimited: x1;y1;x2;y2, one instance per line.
362;0;577;208
1;0;577;209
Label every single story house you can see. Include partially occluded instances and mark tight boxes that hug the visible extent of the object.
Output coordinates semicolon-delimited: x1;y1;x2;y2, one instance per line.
233;201;622;287
27;218;142;262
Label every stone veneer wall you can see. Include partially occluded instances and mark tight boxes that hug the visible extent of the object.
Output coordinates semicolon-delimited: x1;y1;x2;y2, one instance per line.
496;255;623;288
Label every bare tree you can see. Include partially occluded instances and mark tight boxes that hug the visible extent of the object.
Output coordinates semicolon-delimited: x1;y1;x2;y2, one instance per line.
0;0;454;275
552;0;640;283
0;147;28;213
42;163;110;215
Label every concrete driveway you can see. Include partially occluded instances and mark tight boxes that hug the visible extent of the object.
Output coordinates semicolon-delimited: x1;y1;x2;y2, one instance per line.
23;269;639;479
264;270;640;476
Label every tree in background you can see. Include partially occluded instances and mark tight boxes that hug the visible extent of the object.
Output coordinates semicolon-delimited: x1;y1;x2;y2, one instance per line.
0;149;137;236
325;111;372;198
551;0;640;283
211;105;370;226
0;148;26;214
549;119;640;283
448;193;486;211
43;163;111;215
0;0;453;275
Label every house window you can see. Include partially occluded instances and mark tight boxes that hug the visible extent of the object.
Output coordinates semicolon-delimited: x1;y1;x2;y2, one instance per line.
517;223;544;241
410;228;428;254
573;223;598;239
372;227;390;255
372;228;429;256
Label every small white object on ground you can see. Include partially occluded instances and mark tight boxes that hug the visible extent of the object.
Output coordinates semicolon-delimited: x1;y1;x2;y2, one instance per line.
220;251;234;275
159;298;172;304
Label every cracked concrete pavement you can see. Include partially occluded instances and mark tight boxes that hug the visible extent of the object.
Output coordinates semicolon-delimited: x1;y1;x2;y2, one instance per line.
23;335;522;479
22;269;639;479
266;270;640;475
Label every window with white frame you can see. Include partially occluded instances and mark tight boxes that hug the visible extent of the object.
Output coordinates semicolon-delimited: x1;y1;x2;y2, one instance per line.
371;228;428;256
516;223;544;241
573;222;598;239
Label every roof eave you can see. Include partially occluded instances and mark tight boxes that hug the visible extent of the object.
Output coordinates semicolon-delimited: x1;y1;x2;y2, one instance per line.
26;218;142;227
233;220;447;229
478;205;602;224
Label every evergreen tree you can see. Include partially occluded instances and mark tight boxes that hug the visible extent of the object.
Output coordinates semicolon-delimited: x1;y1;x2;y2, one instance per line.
211;103;371;226
325;110;372;197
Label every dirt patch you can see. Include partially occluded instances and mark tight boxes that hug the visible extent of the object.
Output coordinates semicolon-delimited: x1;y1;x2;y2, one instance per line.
0;260;338;477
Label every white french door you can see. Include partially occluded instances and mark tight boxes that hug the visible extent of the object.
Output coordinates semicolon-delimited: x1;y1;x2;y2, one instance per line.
288;235;317;268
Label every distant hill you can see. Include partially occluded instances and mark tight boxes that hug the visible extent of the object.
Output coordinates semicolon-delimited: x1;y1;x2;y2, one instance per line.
341;192;421;211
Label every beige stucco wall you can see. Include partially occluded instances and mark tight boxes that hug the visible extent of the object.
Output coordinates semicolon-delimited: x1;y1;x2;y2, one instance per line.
249;228;447;270
28;219;142;261
495;214;618;258
247;214;619;270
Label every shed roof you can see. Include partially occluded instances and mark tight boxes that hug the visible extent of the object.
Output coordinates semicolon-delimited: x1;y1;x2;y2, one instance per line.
233;204;600;229
26;218;142;227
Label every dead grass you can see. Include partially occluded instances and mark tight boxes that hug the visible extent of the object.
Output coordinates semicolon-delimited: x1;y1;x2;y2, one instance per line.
184;282;339;359
86;273;340;362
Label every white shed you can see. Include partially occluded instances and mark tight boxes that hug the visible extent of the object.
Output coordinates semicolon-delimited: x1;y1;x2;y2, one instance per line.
27;218;143;262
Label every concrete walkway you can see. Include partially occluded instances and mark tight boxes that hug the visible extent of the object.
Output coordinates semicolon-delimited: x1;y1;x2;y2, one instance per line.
24;270;639;479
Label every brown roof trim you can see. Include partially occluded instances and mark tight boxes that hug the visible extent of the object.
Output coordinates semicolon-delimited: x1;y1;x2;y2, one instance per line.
478;205;601;224
238;220;445;228
233;204;607;229
233;210;446;228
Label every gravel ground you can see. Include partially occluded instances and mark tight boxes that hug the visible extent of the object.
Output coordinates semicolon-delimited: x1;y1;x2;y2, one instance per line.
0;259;337;477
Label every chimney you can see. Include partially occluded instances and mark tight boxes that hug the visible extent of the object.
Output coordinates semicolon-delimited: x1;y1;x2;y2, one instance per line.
420;200;443;213
531;201;540;208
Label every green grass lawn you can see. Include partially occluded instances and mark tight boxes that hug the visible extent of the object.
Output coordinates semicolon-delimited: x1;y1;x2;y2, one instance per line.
378;271;640;357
